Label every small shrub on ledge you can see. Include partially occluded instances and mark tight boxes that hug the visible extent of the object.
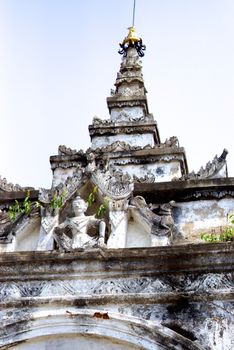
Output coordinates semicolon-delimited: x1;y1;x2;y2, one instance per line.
201;213;234;243
201;228;234;243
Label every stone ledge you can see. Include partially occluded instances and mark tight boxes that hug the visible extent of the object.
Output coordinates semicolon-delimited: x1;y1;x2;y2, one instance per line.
1;291;234;309
134;177;234;202
0;242;233;274
0;190;39;203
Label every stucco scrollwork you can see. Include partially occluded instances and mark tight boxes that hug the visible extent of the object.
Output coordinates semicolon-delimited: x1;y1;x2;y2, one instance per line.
133;171;155;183
92;167;133;201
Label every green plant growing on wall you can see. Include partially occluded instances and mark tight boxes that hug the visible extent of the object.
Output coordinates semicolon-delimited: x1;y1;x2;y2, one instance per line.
96;201;108;218
86;186;109;218
50;190;67;210
8;191;32;221
8;190;67;222
201;212;234;243
9;200;23;221
87;186;98;207
229;213;234;225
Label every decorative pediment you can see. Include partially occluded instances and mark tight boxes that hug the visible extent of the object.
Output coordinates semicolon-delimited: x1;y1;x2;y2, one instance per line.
39;166;86;206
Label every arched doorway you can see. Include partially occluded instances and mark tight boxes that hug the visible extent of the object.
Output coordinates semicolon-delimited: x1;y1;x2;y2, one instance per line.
1;309;204;350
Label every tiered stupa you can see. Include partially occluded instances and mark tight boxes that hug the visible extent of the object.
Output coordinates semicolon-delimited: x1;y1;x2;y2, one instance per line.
84;28;187;185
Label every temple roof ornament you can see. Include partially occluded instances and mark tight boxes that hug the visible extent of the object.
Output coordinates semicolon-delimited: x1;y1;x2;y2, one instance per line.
0;176;34;192
118;27;146;57
178;149;228;181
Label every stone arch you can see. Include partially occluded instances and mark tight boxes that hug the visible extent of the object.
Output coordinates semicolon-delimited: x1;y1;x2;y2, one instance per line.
1;309;204;350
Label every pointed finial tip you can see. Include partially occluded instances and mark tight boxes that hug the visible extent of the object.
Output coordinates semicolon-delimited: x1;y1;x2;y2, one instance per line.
123;27;141;46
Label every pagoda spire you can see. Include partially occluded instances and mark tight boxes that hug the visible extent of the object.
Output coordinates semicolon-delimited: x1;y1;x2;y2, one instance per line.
107;27;150;124
89;26;161;150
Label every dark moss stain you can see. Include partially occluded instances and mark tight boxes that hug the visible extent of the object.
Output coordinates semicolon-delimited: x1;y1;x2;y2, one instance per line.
163;322;197;341
172;206;183;222
156;167;164;175
72;299;88;307
167;297;190;314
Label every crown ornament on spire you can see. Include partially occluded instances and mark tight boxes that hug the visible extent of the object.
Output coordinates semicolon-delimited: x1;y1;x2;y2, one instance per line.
118;27;146;57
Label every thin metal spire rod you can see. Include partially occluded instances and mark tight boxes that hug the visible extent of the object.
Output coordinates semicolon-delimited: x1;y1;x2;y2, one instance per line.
132;0;136;27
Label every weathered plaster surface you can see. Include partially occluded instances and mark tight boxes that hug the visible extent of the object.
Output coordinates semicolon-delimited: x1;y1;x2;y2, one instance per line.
127;215;151;248
91;133;154;149
15;217;40;252
0;217;40;253
52;167;76;187
174;198;234;241
114;161;182;182
110;106;145;122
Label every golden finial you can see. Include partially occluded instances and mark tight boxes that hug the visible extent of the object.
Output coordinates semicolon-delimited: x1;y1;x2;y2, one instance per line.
118;1;146;58
123;27;141;46
119;26;146;57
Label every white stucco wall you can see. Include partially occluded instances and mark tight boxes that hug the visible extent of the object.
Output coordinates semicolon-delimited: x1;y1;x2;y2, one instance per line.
52;167;76;187
110;106;145;122
91;133;154;149
110;161;182;182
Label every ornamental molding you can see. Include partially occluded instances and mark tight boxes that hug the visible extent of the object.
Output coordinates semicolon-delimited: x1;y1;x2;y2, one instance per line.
120;55;142;68
88;137;180;156
117;70;142;79
58;145;84;157
112;154;185;167
88;141;143;154
107;100;147;110
115;75;143;87
89;124;158;137
112;112;154;124
183;190;234;201
92;116;112;126
92;114;154;126
133;172;155;183
0;272;233;303
51;161;84;170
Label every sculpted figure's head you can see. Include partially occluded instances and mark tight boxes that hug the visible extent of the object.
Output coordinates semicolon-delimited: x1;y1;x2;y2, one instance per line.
72;196;88;216
87;152;95;162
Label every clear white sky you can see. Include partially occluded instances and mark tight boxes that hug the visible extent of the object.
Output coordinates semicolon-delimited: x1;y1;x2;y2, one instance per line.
0;0;233;189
